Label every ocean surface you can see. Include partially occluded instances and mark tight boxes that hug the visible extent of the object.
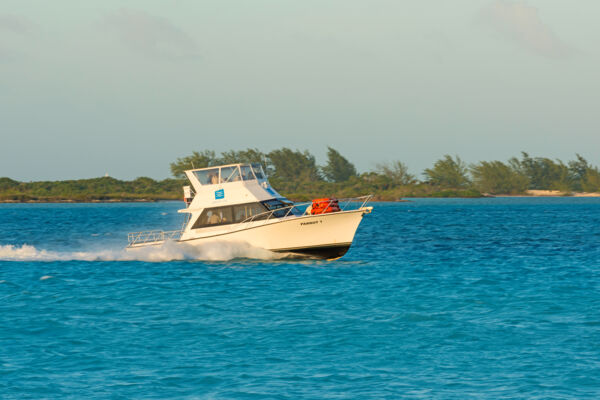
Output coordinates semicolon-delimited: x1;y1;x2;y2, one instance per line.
1;198;599;399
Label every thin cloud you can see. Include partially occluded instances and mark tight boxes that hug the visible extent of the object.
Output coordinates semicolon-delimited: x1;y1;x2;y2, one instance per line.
103;9;200;59
0;14;34;35
482;1;573;59
0;14;36;62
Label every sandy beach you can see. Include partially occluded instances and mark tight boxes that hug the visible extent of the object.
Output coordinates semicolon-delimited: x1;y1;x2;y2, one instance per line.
528;190;600;197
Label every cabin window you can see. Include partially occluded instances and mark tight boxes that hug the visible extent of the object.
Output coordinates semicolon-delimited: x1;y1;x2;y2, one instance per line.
193;168;220;185
192;202;271;229
251;163;265;179
233;203;267;222
220;166;241;183
192;206;234;229
240;165;255;181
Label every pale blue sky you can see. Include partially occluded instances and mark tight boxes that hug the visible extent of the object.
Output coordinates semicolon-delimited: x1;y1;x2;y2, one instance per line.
1;1;598;181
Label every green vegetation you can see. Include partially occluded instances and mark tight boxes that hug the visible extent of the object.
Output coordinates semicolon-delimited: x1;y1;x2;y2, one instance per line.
376;161;416;186
467;152;600;195
424;155;470;188
471;161;529;195
321;147;358;183
2;149;599;202
267;149;319;182
509;152;571;191
0;177;183;202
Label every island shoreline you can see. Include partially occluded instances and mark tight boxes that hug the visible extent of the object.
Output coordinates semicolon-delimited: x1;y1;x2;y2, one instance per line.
3;192;600;204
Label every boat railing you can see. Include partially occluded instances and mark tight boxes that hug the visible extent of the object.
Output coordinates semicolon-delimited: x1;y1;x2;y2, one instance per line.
241;195;373;224
127;229;183;247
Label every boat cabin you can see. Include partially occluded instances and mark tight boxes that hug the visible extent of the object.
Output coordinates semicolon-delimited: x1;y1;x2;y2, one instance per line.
179;163;298;232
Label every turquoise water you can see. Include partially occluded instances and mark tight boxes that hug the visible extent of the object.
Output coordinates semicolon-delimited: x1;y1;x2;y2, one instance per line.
1;198;599;399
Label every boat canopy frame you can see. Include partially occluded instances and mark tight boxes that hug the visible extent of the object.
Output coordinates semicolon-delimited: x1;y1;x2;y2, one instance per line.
188;163;266;186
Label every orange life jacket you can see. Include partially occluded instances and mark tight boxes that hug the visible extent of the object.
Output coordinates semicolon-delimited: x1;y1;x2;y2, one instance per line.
310;198;341;215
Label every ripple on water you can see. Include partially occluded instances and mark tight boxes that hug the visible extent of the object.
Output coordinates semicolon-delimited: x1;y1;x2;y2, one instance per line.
0;199;599;398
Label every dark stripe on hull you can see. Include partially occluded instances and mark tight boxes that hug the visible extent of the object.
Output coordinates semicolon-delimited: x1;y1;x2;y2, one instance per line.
274;244;351;260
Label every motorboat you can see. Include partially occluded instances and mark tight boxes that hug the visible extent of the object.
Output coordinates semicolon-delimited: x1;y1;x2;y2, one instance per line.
127;163;373;259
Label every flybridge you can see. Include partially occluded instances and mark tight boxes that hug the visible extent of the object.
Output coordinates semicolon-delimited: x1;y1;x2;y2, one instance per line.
185;163;267;190
180;163;287;214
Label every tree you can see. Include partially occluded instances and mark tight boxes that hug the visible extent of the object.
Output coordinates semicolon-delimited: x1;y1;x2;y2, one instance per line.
471;161;529;194
510;152;572;190
568;154;591;192
582;167;600;192
132;177;159;194
267;148;321;182
376;161;416;186
321;147;357;182
0;177;19;192
170;150;218;178
424;155;470;188
360;172;393;191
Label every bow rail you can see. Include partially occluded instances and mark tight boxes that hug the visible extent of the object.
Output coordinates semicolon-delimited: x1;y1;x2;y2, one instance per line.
241;195;373;224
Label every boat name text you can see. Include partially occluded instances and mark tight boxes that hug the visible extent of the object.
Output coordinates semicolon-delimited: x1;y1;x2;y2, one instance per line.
300;220;322;226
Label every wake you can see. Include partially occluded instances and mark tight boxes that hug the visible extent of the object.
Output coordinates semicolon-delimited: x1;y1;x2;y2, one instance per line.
0;241;283;262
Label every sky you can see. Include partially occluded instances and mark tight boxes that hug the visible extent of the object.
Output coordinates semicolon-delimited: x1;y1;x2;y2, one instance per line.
1;0;599;181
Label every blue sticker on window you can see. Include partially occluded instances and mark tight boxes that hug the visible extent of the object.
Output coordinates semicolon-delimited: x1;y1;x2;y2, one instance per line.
214;189;224;199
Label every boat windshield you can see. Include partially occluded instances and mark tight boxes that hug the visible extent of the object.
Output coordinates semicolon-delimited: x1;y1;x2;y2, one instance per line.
193;168;220;185
251;163;266;179
220;166;241;183
194;165;259;185
240;165;255;181
262;199;301;217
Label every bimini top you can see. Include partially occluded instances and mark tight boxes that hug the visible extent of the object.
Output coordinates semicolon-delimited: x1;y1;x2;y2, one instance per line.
186;163;267;187
180;163;287;213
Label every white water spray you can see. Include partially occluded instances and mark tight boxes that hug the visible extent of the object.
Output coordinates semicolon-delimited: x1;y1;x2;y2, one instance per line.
0;241;284;262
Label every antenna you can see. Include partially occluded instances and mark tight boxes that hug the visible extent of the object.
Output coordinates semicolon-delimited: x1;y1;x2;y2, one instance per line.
263;155;268;177
191;161;195;169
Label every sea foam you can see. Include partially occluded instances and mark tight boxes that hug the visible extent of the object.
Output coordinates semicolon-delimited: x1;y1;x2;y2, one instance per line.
0;241;283;262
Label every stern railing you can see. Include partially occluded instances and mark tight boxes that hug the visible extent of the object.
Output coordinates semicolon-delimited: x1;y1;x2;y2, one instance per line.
127;229;183;247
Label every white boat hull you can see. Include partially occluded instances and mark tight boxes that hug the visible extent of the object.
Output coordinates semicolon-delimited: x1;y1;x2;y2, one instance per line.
129;208;371;260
